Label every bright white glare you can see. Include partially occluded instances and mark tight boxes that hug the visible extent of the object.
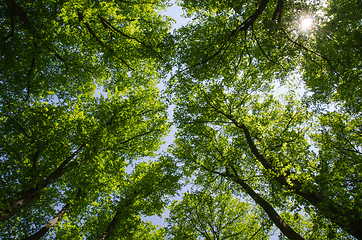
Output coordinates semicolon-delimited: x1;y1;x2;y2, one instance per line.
300;17;314;31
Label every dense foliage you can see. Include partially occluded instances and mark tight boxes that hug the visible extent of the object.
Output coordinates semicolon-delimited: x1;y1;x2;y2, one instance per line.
0;0;361;239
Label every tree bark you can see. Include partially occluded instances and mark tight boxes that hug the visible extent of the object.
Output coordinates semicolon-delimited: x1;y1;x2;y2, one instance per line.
230;116;362;239
228;170;304;240
0;143;86;222
23;189;81;240
99;177;167;239
23;203;70;240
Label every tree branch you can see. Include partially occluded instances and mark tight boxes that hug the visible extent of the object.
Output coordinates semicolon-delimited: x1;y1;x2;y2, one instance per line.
227;164;305;240
98;16;164;60
281;29;339;80
173;0;270;78
272;0;284;23
251;25;285;70
25;57;36;102
77;10;134;71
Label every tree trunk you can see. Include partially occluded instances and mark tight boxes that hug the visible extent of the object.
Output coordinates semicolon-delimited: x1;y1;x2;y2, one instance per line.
236;120;362;239
23;203;70;240
23;189;82;240
232;177;305;240
99;210;122;240
0;143;86;222
217;111;362;239
99;196;137;240
99;177;167;239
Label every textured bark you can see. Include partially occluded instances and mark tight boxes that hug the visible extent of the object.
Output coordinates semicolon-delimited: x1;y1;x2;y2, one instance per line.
0;143;86;222
23;203;70;240
205;101;362;238
233;178;305;240
23;189;82;240
229;116;362;239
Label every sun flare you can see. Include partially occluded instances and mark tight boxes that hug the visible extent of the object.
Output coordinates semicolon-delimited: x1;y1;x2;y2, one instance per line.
300;17;314;31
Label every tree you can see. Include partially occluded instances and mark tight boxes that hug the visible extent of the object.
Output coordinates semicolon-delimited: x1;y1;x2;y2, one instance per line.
0;88;170;237
98;157;180;240
0;0;174;238
168;0;361;238
23;188;82;240
1;0;361;239
170;80;359;239
1;0;171;102
300;0;362;112
167;185;272;240
169;0;360;110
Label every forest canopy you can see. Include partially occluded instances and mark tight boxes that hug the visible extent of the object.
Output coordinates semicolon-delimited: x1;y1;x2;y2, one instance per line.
0;0;361;239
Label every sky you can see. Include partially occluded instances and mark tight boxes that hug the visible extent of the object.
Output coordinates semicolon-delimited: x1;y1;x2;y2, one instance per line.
163;1;191;31
141;1;190;228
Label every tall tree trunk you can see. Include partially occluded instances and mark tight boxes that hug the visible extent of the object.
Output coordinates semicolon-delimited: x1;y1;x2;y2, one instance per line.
192;152;304;239
0;143;86;222
229;171;305;240
99;207;125;240
99;194;139;240
99;177;167;239
236;120;362;239
23;189;81;240
215;109;362;239
24;204;70;240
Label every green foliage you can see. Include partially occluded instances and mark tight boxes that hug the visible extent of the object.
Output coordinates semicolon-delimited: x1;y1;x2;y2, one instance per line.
301;0;362;112
167;185;271;239
312;111;361;209
168;0;361;239
0;0;175;238
0;0;361;239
